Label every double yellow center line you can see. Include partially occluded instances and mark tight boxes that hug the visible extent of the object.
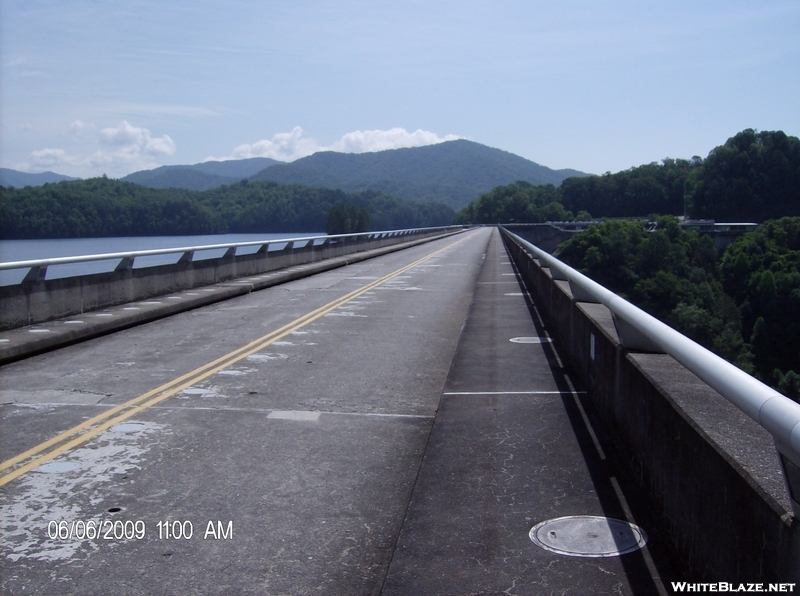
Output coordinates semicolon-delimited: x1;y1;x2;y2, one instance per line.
0;234;470;487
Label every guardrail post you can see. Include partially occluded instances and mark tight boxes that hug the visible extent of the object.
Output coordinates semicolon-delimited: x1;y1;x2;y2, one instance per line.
22;266;47;283
611;314;663;353
178;251;194;263
115;257;134;271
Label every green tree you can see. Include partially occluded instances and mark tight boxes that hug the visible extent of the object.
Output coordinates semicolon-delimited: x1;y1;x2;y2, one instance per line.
325;203;370;235
688;129;800;221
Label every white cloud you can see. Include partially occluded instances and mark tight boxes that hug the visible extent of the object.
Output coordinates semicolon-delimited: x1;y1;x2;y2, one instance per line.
19;123;460;178
99;121;175;156
220;126;320;162
208;126;462;162
21;120;176;178
68;120;87;133
28;148;74;169
67;120;94;136
331;128;461;153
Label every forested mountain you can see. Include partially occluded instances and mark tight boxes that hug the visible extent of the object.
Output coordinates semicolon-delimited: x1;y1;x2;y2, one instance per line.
0;177;454;239
455;130;800;224
560;130;800;221
555;216;800;402
0;168;79;187
121;157;279;191
250;140;586;209
452;182;586;224
689;129;800;221
559;158;699;218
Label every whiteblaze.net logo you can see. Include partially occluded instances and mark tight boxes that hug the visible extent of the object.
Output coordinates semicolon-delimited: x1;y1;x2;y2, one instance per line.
671;584;796;593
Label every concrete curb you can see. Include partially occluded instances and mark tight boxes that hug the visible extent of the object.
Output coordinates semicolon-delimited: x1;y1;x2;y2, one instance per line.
0;231;462;366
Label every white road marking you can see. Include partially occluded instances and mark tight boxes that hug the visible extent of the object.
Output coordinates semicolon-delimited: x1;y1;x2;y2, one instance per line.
267;410;321;421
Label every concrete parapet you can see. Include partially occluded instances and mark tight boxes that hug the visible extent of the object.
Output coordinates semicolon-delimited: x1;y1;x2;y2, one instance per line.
0;229;457;331
502;223;582;253
501;229;800;583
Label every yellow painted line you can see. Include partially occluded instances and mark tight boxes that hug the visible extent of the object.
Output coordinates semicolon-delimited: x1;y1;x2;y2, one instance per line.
0;232;474;487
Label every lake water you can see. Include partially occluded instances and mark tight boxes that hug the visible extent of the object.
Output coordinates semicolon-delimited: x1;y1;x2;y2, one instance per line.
0;233;323;285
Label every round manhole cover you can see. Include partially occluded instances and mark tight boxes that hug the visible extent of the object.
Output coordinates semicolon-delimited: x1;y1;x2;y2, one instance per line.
529;516;647;557
510;336;551;344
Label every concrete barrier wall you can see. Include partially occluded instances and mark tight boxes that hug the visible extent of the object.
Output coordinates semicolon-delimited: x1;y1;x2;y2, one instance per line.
0;229;455;331
501;229;800;583
502;223;579;254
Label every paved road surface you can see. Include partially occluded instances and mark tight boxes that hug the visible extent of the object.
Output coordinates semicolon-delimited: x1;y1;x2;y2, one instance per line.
1;228;678;595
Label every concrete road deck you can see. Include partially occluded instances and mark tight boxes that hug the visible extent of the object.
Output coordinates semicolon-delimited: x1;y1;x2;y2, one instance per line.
1;228;679;595
382;230;680;594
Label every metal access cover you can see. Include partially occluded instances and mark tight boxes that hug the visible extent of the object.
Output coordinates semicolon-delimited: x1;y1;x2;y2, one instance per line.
529;515;647;557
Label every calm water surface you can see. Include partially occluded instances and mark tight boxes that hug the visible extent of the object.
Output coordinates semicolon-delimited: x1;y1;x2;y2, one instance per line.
0;233;323;285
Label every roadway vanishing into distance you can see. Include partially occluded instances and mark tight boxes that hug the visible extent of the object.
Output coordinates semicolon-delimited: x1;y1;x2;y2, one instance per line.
0;228;679;595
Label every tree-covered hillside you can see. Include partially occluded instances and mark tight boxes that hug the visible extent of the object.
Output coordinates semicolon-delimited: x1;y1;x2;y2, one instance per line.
455;130;800;224
251;139;587;209
452;182;590;224
121;157;279;191
0;168;79;188
555;216;800;401
688;129;800;222
0;177;454;239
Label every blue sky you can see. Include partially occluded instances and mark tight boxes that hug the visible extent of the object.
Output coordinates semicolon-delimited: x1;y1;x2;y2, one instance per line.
2;0;798;178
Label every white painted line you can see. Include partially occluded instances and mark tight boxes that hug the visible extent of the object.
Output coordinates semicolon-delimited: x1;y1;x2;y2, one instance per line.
15;402;436;419
0;339;10;342
504;292;524;296
267;410;321;421
110;422;146;433
95;314;114;317
123;307;140;311
501;273;516;276
323;411;433;419
29;329;50;333
64;320;85;324
510;336;551;343
443;391;587;395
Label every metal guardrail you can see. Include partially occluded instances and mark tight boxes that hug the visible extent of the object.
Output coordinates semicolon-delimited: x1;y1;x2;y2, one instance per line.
0;227;461;283
501;227;800;518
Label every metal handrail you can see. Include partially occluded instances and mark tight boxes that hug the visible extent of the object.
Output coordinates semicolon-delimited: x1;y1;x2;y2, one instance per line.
501;227;800;516
0;227;459;273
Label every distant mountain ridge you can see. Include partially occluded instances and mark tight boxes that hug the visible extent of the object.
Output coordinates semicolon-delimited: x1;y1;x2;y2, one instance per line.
2;141;588;207
0;168;79;187
121;157;279;191
250;140;587;209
